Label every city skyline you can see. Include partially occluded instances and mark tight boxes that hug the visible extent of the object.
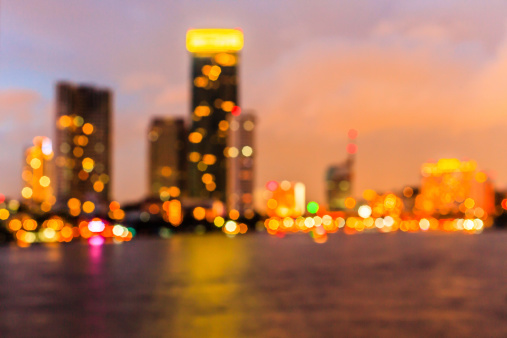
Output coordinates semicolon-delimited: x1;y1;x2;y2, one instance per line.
2;1;507;206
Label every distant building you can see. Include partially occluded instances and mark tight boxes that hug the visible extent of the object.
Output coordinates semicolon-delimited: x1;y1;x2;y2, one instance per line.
265;181;306;218
54;82;112;215
326;129;357;211
186;28;243;205
326;158;353;211
415;158;495;217
227;112;256;216
21;136;55;212
148;117;187;200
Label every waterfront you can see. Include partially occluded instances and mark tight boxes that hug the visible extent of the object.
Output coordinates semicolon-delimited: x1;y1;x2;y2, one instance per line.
1;232;507;337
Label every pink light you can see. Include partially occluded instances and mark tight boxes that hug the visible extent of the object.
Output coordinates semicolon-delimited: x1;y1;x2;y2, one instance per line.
348;129;358;140
347;143;358;154
89;235;104;246
266;180;278;192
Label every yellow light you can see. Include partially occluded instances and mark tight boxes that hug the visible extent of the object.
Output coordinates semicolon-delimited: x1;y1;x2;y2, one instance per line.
82;201;95;213
82;123;94;135
189;152;201;162
67;198;81;210
344;197;356;209
221;101;234;112
194;106;211;117
214;53;237;66
186;28;244;53
82;157;95;172
188;132;203;143
57;115;72;129
8;219;22;231
218;120;229;131
464;198;475;209
0;209;9;220
229;209;239;220
241;146;253;157
202;173;213;184
169;187;181;197
30;158;41;169
21;187;33;199
214;216;225;227
39;176;51;187
93;181;104;192
202;154;217;165
193;207;206;221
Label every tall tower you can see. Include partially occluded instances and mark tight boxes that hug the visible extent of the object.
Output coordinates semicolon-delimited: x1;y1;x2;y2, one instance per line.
326;129;357;211
54;82;112;215
148;117;187;199
186;28;244;204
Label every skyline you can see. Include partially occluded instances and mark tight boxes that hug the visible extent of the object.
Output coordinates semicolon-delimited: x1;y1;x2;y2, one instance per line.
2;1;507;206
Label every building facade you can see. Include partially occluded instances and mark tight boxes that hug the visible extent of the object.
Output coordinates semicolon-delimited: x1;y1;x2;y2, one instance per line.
21;136;55;212
326;158;353;211
54;82;112;214
148;117;187;199
227;112;255;215
186;28;244;205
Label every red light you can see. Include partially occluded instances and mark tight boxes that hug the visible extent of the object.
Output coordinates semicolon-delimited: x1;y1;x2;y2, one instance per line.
502;199;507;210
346;143;357;154
231;106;241;116
0;194;4;204
266;181;278;192
348;129;358;140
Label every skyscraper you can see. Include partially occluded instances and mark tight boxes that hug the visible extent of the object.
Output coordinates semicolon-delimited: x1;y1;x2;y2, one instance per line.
326;159;353;211
227;111;255;216
326;129;357;211
21;136;55;212
54;82;112;215
186;28;244;204
148;117;187;200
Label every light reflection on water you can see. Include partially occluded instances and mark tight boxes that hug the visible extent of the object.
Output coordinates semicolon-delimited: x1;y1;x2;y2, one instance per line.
0;233;507;336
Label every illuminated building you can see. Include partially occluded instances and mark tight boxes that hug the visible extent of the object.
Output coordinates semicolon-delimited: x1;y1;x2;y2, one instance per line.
265;181;305;218
148;117;187;200
227;111;255;215
326;129;357;211
54;82;112;214
415;159;495;217
21;137;55;212
186;28;243;204
326;159;353;211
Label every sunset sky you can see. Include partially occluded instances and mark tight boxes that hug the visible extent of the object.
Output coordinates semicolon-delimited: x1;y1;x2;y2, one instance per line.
1;0;507;206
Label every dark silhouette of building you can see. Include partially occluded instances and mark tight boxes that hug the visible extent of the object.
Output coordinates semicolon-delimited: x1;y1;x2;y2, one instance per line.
54;82;112;214
186;28;244;204
148;117;187;199
326;158;353;211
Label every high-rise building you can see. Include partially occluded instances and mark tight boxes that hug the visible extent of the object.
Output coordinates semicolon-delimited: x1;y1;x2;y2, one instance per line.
21;136;55;212
265;180;306;218
227;112;255;215
326;129;357;211
186;28;244;204
54;82;112;215
415;158;495;217
326;159;353;211
148;117;187;200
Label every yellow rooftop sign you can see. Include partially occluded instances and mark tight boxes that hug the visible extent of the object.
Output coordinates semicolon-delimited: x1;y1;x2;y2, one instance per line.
186;29;244;53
